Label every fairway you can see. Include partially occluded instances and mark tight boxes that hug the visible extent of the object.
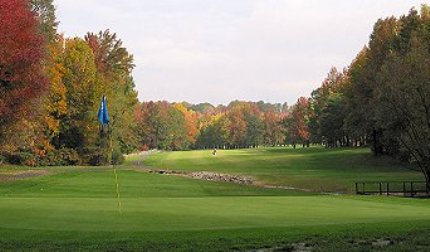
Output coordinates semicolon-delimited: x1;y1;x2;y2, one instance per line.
142;147;423;193
1;148;430;251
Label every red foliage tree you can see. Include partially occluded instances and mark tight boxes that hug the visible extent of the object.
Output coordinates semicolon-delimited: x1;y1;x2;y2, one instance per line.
0;0;47;128
294;97;311;143
286;97;311;148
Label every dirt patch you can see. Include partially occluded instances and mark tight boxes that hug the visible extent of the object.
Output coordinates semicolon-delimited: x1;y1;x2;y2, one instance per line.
372;238;393;247
262;184;312;192
251;237;396;252
0;170;49;182
252;242;313;252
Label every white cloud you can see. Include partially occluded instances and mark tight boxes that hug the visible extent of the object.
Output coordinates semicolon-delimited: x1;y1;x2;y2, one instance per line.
55;0;425;105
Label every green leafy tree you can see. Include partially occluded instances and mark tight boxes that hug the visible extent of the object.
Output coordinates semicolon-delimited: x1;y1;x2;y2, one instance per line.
60;38;98;155
85;30;138;156
309;67;344;144
374;24;430;183
319;93;348;147
30;0;58;43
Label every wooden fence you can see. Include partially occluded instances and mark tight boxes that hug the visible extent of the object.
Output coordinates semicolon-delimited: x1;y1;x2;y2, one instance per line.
355;181;429;196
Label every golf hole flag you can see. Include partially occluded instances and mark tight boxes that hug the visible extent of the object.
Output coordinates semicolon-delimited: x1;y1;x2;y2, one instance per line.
98;96;122;213
98;96;110;125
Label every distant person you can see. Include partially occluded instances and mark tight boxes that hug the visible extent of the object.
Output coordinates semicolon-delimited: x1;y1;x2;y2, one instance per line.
212;148;217;156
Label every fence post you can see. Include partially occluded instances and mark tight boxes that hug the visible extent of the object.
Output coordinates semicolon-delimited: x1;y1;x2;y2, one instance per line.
354;181;426;196
411;182;414;197
427;181;429;195
386;182;390;196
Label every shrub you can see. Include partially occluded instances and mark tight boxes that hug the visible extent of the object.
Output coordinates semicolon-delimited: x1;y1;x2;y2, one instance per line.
80;146;109;166
38;151;57;166
58;148;80;166
38;148;80;166
0;154;7;165
7;150;37;166
80;146;125;166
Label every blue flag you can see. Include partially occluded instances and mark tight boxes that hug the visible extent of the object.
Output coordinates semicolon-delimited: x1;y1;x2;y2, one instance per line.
98;96;110;125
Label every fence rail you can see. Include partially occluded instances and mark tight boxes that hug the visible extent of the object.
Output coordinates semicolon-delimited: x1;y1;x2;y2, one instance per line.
355;181;429;196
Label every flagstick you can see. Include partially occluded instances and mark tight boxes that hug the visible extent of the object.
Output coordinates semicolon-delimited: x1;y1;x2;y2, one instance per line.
99;96;122;214
110;122;122;214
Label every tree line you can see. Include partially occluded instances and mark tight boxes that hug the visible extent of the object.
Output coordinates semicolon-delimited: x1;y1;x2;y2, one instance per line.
0;0;138;166
135;101;291;150
306;5;430;183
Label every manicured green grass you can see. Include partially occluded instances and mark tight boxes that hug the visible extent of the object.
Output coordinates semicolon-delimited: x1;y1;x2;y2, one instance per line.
143;147;423;192
0;147;429;251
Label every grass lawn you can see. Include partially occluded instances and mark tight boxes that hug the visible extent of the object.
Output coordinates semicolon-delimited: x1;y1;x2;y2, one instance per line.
142;147;424;193
0;147;429;251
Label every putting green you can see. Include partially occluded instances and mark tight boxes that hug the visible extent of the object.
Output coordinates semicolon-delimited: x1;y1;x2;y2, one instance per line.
1;195;430;232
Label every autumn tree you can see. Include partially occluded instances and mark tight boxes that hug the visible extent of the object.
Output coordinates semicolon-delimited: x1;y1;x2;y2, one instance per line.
174;103;199;147
196;114;229;149
264;111;285;146
43;37;68;149
1;3;140;165
285;97;311;148
137;101;191;151
0;0;47;152
136;102;162;150
225;102;248;148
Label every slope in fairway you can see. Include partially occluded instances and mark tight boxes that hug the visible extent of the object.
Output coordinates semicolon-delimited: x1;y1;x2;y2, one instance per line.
143;147;423;192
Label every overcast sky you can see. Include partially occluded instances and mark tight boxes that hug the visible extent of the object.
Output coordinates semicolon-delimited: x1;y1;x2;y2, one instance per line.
55;0;426;105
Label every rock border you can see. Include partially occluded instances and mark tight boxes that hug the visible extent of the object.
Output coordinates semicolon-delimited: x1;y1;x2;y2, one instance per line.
148;169;254;185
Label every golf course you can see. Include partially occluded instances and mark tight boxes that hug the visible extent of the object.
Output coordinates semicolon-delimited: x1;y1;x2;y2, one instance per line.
2;0;430;251
1;147;430;251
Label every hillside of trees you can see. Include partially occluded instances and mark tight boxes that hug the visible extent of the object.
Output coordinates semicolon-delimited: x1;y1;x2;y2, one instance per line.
0;0;138;166
309;5;430;183
1;0;429;184
135;101;290;150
